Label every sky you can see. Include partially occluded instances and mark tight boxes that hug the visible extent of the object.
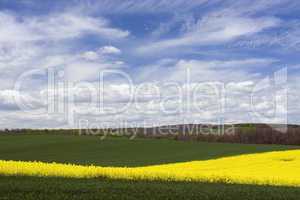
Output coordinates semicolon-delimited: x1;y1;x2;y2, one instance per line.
0;0;299;129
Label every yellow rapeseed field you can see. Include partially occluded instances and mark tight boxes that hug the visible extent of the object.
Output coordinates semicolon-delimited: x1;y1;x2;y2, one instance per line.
0;150;300;187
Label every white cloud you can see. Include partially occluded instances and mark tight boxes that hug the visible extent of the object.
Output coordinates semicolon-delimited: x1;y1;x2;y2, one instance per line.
81;51;99;61
80;46;121;61
230;20;300;52
98;46;122;55
0;0;299;128
33;14;129;40
0;43;125;90
0;42;41;70
0;12;129;43
64;60;111;82
0;70;298;128
138;16;280;53
18;52;125;84
136;58;276;83
0;11;129;90
0;90;43;111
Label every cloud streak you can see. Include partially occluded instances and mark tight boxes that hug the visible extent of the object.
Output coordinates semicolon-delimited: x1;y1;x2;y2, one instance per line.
138;16;280;53
0;11;129;43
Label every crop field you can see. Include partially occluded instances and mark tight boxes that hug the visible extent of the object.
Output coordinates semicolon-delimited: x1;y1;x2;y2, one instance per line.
0;134;300;199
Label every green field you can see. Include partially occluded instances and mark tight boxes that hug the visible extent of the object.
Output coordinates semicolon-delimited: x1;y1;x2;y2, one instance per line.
0;134;299;199
2;176;300;200
0;134;296;166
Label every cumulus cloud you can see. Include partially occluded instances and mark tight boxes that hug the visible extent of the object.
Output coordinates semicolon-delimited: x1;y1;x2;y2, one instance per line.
81;51;99;61
81;46;122;61
0;42;41;71
0;0;299;128
0;73;297;129
0;11;128;89
0;90;43;111
98;46;122;55
67;52;125;82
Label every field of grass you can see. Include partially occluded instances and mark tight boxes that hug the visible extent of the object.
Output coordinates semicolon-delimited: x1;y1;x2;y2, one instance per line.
0;134;296;166
1;176;300;200
0;134;299;199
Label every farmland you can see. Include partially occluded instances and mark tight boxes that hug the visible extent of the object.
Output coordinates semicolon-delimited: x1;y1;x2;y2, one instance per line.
2;176;300;200
0;134;299;199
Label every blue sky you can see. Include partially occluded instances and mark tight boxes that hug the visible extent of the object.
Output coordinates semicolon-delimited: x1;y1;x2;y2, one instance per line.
0;0;299;128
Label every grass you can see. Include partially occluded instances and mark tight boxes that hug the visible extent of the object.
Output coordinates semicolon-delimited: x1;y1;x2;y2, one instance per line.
0;134;297;167
0;134;299;199
1;176;300;200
